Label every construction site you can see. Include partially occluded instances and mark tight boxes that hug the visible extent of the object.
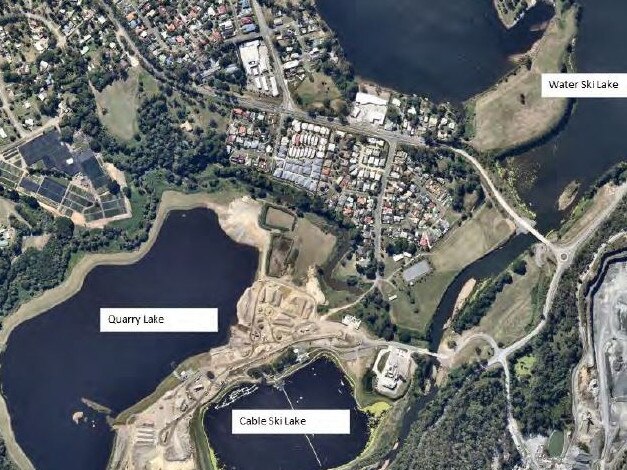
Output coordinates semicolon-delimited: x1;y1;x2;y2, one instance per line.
566;239;627;469
107;276;372;470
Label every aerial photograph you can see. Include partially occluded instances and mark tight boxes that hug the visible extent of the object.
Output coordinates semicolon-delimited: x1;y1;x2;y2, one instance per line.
0;0;624;469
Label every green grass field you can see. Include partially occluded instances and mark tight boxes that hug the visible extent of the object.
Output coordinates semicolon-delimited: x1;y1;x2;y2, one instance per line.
94;68;141;140
332;254;360;282
514;355;536;378
294;72;343;111
291;216;336;281
390;205;515;334
451;338;494;367
547;430;565;457
391;271;454;334
477;255;553;346
470;6;578;152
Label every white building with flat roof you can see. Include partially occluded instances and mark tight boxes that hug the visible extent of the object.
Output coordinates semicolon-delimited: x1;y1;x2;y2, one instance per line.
373;346;412;398
239;40;270;76
351;92;389;126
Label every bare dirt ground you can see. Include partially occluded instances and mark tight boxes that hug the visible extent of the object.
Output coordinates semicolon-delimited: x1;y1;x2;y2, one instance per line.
21;234;50;251
453;278;477;316
104;162;128;188
556;184;620;244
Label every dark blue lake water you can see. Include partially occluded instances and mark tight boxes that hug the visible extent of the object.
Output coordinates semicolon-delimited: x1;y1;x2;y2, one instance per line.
0;209;258;470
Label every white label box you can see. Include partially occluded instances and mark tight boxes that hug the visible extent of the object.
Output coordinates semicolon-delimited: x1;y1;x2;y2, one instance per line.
232;409;350;434
100;308;218;332
542;73;627;98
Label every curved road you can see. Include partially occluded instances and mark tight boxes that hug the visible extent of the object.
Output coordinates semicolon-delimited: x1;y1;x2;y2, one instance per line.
455;180;627;468
52;5;627;467
446;146;555;250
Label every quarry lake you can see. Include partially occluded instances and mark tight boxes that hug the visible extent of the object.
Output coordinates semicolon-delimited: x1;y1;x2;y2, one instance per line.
0;209;258;470
2;1;626;468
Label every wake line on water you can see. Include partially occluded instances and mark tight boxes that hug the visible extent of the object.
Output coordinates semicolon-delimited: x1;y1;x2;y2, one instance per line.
279;384;322;468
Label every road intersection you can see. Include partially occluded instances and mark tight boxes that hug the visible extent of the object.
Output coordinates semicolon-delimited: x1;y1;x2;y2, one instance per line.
59;7;627;467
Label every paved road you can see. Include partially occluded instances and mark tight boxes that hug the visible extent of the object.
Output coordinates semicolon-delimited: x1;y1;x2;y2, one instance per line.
446;146;555;250
0;76;24;138
86;7;627;467
25;12;66;48
458;180;627;468
251;0;295;111
374;139;397;265
489;181;627;366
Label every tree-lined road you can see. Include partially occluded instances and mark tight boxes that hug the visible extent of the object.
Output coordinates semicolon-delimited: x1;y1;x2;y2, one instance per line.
65;7;627;469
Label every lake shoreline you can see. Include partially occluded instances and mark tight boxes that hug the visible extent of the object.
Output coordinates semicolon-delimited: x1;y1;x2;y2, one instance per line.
200;353;373;470
0;190;269;470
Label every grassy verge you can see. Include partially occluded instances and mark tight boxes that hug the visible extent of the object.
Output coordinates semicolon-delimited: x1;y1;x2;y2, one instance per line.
390;204;515;335
470;5;579;153
476;254;554;346
191;406;218;470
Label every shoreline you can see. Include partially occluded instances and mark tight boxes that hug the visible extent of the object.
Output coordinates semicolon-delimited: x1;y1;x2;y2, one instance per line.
0;190;269;470
493;0;538;29
194;351;388;470
443;278;477;330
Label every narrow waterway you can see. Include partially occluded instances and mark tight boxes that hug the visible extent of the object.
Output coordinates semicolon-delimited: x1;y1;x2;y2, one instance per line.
511;0;627;231
428;234;534;350
203;358;370;470
0;209;258;470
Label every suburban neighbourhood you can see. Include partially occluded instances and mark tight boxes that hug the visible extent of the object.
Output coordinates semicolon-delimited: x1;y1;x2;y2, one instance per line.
0;1;623;470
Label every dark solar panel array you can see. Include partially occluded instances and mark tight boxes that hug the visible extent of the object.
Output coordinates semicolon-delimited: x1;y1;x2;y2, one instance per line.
79;155;109;189
18;131;78;175
38;177;67;204
19;177;40;193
